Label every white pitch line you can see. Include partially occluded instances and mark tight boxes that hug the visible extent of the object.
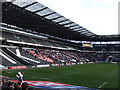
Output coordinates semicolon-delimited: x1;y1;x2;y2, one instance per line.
99;82;107;88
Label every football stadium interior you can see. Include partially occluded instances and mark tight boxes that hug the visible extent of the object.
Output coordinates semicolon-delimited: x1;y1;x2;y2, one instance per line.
0;0;120;90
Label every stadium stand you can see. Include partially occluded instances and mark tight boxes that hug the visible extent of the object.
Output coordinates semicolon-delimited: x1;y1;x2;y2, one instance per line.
21;49;50;65
1;22;120;67
0;0;120;90
2;47;33;66
93;44;120;51
2;31;18;41
0;48;24;66
14;34;33;43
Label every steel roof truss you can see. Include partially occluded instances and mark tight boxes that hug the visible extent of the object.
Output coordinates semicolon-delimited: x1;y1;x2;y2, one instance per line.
56;19;69;24
51;16;63;21
23;2;38;9
34;7;48;13
43;12;56;17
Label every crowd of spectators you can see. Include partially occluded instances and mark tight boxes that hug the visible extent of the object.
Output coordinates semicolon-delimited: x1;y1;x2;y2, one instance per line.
23;48;120;65
1;79;34;90
24;48;94;64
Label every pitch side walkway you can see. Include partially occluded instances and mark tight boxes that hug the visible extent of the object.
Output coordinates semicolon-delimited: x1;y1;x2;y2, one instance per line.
1;76;99;90
11;80;99;90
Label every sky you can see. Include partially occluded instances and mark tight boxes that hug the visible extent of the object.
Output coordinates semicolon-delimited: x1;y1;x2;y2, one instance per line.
36;0;119;35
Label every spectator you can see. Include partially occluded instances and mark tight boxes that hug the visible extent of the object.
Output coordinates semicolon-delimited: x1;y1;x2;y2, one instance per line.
22;82;33;90
13;82;22;90
2;79;7;87
17;81;22;88
2;81;14;90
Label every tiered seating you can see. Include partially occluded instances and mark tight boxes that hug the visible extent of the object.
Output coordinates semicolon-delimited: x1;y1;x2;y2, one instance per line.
2;47;34;66
24;48;88;64
7;48;43;65
21;49;49;64
2;46;119;67
83;47;94;51
32;38;47;45
15;34;33;43
112;54;120;62
1;30;76;49
8;48;16;54
2;29;119;65
0;55;17;66
0;49;23;66
2;31;17;41
26;49;54;63
93;45;120;51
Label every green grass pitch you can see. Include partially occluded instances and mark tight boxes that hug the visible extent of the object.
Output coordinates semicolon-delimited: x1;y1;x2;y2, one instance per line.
2;63;119;89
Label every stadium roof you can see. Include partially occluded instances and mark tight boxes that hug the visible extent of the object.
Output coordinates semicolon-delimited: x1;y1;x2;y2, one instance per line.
1;0;120;41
